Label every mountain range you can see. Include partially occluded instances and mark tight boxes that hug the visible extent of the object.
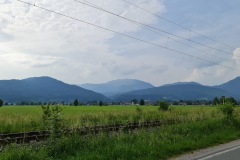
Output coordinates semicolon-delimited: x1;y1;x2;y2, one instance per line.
0;76;239;103
114;82;238;102
79;79;154;97
0;77;108;103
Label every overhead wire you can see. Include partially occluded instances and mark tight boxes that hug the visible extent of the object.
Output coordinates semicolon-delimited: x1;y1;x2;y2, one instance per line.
120;0;235;50
72;0;239;66
15;0;239;72
72;0;238;58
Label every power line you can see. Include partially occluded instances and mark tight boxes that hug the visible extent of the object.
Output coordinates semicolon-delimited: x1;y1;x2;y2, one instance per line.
15;0;239;72
72;0;239;65
72;0;238;58
121;0;235;50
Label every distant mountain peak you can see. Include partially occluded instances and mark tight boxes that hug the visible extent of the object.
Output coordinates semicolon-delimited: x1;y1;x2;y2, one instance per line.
22;76;56;81
162;81;202;87
80;79;154;97
215;76;240;96
225;76;240;83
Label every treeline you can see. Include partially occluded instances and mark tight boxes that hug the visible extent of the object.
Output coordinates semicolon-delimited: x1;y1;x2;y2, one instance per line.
0;96;239;107
2;101;108;106
212;96;237;105
130;97;240;106
171;96;239;106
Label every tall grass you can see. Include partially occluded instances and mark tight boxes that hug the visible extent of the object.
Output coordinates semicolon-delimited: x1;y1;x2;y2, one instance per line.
1;119;240;160
0;106;226;133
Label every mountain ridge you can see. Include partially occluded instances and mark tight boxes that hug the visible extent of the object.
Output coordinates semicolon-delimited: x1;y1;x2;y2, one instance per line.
0;76;239;103
114;82;238;102
214;77;240;96
0;76;108;103
79;79;155;97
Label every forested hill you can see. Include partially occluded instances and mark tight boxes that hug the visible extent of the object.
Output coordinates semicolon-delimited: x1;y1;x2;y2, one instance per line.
0;76;108;103
113;82;238;102
214;77;240;96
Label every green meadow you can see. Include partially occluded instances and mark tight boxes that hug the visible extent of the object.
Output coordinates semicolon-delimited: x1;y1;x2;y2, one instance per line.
1;105;240;160
0;105;221;133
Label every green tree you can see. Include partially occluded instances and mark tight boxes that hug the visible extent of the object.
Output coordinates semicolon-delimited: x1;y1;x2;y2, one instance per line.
131;99;138;105
0;99;3;107
99;101;103;106
212;97;219;105
158;101;169;111
140;99;145;106
225;97;237;106
219;96;225;105
73;99;79;106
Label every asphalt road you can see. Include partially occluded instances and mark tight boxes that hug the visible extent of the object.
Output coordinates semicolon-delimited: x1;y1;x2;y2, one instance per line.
197;145;240;160
170;139;240;160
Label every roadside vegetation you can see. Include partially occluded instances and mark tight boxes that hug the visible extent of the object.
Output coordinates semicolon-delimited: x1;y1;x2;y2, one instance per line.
1;119;240;160
0;104;240;159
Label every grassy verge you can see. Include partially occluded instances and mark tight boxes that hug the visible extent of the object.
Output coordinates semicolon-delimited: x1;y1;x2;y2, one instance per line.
1;119;240;160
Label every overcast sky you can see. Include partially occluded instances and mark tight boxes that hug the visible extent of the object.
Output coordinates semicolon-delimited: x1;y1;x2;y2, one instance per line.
0;0;240;86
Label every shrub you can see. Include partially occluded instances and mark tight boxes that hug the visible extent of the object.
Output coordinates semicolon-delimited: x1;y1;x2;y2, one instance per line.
135;106;143;114
219;102;235;122
41;104;64;139
158;101;169;111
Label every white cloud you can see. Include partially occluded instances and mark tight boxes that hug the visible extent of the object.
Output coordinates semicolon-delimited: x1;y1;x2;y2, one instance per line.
185;48;240;85
0;0;166;83
0;0;239;86
232;48;240;65
0;53;62;67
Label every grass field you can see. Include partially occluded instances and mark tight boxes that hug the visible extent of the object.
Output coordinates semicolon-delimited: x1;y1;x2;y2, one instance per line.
1;105;240;159
1;119;240;160
0;105;223;133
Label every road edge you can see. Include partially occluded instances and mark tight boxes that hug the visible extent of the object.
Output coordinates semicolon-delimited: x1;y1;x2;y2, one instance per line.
169;139;240;160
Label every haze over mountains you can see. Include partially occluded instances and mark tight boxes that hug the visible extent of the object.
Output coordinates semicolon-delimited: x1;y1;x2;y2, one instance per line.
79;79;154;97
0;76;239;103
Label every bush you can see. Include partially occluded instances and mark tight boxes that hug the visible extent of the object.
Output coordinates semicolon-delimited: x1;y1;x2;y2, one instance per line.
135;106;143;114
219;102;235;122
158;101;169;111
41;104;64;139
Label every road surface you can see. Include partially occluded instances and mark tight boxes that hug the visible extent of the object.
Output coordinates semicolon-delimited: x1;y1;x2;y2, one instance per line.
170;139;240;160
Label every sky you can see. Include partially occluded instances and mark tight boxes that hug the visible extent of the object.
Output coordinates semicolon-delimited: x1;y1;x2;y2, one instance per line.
0;0;240;86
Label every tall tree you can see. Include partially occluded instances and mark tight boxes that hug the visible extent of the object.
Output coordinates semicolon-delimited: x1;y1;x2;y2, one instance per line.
225;97;237;106
99;101;103;106
140;99;145;106
131;99;137;105
73;99;79;106
212;97;219;105
0;99;3;107
219;96;225;105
